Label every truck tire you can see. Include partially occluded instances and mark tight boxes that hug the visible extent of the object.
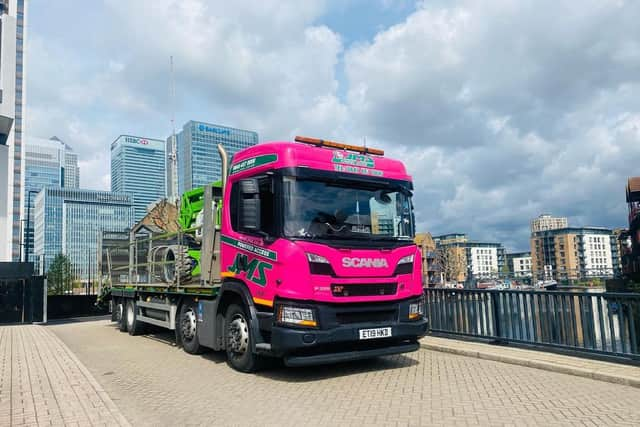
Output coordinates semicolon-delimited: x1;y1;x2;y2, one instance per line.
164;245;193;284
225;304;264;372
116;299;127;332
126;300;146;336
179;302;204;354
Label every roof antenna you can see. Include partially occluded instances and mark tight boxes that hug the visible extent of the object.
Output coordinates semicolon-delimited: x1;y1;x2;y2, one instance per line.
363;136;367;148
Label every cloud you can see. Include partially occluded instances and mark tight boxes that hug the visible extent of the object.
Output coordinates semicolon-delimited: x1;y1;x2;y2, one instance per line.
27;0;345;190
25;0;640;251
342;0;640;250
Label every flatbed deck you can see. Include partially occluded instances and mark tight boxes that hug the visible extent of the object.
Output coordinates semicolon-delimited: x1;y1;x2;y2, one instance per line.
111;283;220;297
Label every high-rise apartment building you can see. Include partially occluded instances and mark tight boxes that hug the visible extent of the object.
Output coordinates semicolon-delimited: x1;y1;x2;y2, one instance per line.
111;135;166;223
506;252;532;277
531;214;568;233
466;242;505;279
23;136;79;262
176;121;258;194
530;227;619;281
432;234;505;282
433;233;468;246
33;188;133;280
0;0;27;261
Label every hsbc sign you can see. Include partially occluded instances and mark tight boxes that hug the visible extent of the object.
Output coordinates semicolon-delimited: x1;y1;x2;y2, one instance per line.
124;136;150;145
120;136;164;150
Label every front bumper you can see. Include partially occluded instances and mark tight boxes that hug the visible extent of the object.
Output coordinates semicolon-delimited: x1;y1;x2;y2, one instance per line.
270;297;428;366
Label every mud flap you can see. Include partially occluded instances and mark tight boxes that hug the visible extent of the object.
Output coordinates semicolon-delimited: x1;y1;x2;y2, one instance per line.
196;299;218;349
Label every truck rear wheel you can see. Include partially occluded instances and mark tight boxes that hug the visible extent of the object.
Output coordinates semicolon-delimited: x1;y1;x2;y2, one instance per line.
225;304;264;372
116;299;127;332
179;302;204;354
126;300;146;336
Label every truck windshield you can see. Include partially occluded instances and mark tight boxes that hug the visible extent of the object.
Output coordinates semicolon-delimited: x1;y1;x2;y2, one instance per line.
283;176;414;241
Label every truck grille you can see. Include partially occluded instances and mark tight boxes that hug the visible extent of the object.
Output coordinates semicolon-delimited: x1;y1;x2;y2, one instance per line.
335;309;397;324
331;283;397;297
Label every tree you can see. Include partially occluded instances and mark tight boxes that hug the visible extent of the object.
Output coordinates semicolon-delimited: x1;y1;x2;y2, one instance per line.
501;262;510;279
434;246;465;284
48;253;74;295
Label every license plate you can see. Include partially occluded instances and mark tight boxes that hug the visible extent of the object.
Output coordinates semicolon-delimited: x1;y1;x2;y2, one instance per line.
359;327;392;340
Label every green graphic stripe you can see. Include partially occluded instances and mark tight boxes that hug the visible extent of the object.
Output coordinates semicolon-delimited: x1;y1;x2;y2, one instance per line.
230;154;278;175
220;235;277;261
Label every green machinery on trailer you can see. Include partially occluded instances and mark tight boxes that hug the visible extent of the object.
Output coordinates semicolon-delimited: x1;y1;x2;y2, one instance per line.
156;181;223;284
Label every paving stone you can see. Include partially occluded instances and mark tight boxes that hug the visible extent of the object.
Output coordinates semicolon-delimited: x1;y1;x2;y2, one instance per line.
422;336;640;388
0;325;130;427
43;319;640;426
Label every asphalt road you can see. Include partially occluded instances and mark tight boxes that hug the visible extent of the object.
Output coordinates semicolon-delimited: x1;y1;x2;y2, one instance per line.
48;319;640;426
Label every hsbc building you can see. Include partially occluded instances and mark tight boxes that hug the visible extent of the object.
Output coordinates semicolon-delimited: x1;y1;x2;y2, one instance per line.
110;135;166;222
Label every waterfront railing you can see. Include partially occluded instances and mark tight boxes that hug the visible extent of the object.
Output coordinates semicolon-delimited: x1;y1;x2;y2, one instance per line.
425;288;640;360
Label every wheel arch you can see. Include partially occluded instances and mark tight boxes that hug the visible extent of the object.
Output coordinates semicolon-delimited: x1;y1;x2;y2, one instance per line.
216;279;264;352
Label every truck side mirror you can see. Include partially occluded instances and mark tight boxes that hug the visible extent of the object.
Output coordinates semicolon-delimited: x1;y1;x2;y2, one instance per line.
239;178;261;231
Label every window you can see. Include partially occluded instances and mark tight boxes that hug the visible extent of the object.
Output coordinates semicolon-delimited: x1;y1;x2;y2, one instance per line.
282;176;414;240
230;183;239;231
258;177;275;236
230;176;276;236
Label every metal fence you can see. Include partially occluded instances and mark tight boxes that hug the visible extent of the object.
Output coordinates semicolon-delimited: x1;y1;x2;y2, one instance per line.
425;288;640;360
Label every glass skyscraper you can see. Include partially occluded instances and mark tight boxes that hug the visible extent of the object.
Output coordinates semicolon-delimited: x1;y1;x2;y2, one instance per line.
23;136;79;262
111;135;166;222
33;188;133;280
176;121;258;194
0;0;27;261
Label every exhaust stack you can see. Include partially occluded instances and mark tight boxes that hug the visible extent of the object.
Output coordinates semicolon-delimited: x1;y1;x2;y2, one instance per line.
217;144;228;195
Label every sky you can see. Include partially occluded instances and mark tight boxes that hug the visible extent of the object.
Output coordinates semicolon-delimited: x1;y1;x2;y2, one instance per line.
25;0;640;251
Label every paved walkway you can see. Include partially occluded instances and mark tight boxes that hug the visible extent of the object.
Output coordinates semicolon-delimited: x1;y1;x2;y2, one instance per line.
50;319;640;426
422;336;640;388
0;324;129;427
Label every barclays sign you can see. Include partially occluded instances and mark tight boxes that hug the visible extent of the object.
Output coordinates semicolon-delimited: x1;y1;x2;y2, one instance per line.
198;124;231;136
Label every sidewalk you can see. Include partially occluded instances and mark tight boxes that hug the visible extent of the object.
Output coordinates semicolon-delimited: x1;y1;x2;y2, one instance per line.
421;335;640;388
0;324;130;427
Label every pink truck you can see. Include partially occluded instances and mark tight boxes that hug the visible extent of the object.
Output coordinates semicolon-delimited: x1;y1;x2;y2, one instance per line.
108;136;427;372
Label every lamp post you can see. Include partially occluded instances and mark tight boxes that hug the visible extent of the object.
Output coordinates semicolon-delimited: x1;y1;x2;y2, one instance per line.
24;190;40;263
19;218;26;261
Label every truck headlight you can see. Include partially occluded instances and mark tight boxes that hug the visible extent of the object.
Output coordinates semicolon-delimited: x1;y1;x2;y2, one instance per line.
277;304;318;328
408;295;425;320
306;253;329;263
306;253;335;276
394;254;414;275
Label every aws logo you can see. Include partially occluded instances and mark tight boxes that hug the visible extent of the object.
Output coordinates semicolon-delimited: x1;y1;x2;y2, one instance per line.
228;253;272;286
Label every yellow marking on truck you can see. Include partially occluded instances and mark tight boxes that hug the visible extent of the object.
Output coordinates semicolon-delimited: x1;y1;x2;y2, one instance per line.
253;297;273;307
221;271;236;278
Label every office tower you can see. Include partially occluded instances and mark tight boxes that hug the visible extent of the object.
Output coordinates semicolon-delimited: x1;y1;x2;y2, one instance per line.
175;121;258;194
33;188;134;280
111;135;166;222
0;0;27;261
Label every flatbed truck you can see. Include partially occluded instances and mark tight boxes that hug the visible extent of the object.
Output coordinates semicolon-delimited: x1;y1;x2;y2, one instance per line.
107;136;428;372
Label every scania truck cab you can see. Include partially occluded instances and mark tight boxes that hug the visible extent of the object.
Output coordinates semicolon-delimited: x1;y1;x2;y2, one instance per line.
108;136;427;372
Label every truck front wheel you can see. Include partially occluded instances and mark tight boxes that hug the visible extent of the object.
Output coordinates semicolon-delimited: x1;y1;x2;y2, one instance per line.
225;304;263;372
